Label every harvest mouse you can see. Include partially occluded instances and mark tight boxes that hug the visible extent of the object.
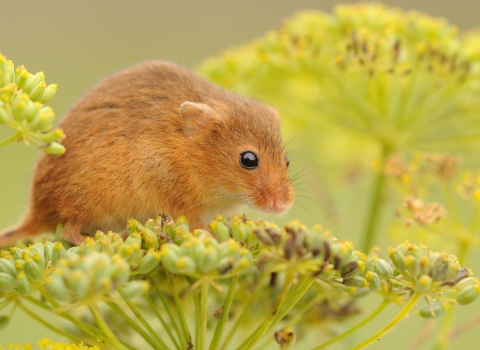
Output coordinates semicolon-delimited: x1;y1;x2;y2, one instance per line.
0;61;294;246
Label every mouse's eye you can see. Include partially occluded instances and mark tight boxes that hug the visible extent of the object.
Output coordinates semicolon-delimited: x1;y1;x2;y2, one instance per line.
239;151;258;169
285;155;290;168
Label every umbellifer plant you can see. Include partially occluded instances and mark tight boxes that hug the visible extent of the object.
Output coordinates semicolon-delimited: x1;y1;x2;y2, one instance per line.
1;3;480;349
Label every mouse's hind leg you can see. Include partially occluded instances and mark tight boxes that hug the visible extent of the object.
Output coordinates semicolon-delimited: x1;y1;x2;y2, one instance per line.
61;222;86;246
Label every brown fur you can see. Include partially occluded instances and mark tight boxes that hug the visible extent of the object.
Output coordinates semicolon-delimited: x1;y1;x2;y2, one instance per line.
0;61;294;246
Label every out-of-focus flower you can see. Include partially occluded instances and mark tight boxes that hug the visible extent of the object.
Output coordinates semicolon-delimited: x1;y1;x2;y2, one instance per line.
199;4;480;157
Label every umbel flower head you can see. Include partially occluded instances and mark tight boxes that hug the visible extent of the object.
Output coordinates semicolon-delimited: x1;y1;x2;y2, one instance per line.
198;3;480;156
0;52;64;154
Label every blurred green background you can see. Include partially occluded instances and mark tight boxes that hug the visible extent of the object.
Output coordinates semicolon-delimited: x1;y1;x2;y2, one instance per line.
1;1;480;348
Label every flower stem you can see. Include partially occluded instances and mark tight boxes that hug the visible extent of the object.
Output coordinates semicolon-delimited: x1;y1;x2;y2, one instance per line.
198;278;209;350
237;269;297;350
221;276;268;350
18;302;85;345
0;132;20;147
195;287;202;350
361;144;390;253
166;270;193;348
268;275;313;332
106;301;164;349
38;287;109;345
144;293;181;350
351;292;421;350
148;275;186;349
118;287;170;350
209;275;239;350
311;298;390;350
90;303;128;350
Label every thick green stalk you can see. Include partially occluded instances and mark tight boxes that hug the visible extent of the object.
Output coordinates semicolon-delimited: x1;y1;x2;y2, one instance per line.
18;302;84;345
220;277;263;350
0;132;20;147
351;292;421;349
209;275;239;350
195;288;202;350
118;287;170;350
268;275;313;332
199;278;209;350
106;301;163;349
361;144;390;253
90;303;128;350
144;293;181;350
38;287;110;345
148;275;186;349
236;269;296;350
311;298;390;350
166;270;193;348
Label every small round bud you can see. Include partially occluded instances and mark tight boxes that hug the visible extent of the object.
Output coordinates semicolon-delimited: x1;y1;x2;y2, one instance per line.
375;259;393;278
456;285;480;305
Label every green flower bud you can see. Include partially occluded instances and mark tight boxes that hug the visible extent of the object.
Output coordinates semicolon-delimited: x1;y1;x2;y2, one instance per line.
456;285;480;305
419;303;446;318
416;275;432;294
404;255;421;278
305;228;323;251
176;256;197;275
38;84;57;104
14;259;25;272
44;242;55;263
160;245;181;273
366;271;381;292
45;274;69;300
209;221;230;243
15;66;29;89
0;257;17;277
142;228;159;250
121;280;150;299
419;256;430;275
66;269;89;299
176;216;190;233
375;259;393;278
389;247;406;271
111;255;131;285
24;258;43;282
125;233;142;247
31;243;46;270
127;219;145;235
0;59;14;87
0;104;11;124
138;250;161;274
43;142;66;155
30;107;55;131
24;72;45;94
11;247;23;260
231;216;251;242
163;219;177;239
52;242;67;264
29;81;46;101
37;129;64;143
455;277;477;292
15;271;31;296
430;253;449;281
197;246;219;273
0;272;16;291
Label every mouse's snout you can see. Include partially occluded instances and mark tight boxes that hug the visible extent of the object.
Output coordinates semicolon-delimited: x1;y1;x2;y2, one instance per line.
253;175;294;214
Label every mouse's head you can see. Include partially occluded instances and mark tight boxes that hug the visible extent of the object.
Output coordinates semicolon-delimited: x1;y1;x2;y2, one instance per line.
179;98;294;215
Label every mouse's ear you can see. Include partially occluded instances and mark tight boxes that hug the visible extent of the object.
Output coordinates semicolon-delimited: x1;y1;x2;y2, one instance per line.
179;102;220;136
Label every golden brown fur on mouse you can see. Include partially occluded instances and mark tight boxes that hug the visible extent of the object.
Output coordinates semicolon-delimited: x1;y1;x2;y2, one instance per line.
0;61;294;246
